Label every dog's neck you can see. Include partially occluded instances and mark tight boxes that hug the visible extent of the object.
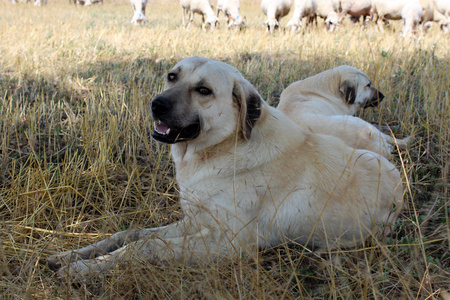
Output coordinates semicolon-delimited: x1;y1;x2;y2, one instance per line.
171;142;194;168
171;128;244;180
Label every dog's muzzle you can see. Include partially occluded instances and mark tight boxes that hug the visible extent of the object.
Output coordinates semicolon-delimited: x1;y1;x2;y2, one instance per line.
364;90;385;108
151;96;201;144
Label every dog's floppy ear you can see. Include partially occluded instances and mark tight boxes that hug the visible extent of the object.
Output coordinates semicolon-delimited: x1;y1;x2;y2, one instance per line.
232;79;262;140
340;80;356;105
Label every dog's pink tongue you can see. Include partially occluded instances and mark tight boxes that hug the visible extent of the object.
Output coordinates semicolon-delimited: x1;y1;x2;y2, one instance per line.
156;121;170;133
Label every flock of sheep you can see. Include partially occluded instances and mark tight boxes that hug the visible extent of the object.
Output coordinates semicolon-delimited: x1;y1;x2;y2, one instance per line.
12;0;450;36
134;0;450;36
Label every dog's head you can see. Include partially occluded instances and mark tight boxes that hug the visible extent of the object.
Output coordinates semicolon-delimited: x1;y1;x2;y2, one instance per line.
151;56;262;146
338;66;385;112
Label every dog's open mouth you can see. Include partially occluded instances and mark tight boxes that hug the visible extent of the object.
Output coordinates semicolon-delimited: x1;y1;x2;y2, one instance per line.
152;120;201;144
154;121;172;135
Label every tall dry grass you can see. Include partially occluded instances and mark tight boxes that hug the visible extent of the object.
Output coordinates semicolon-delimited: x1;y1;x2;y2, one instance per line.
0;0;449;298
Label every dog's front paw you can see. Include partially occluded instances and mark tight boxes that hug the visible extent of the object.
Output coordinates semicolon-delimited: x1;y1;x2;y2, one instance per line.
47;250;92;271
56;259;104;282
393;135;414;151
401;136;413;148
55;254;119;282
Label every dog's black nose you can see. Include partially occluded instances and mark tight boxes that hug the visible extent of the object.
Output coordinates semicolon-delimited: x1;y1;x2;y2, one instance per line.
378;91;385;102
151;96;171;117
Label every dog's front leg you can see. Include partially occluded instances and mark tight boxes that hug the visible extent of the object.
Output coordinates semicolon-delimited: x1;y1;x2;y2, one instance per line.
47;228;143;271
47;220;195;272
57;226;228;281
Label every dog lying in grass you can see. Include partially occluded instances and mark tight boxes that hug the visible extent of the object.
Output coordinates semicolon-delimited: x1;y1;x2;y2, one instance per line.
48;56;404;281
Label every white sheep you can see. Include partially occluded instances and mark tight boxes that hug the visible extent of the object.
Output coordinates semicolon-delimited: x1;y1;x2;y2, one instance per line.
286;0;317;32
402;1;423;36
339;0;372;26
130;0;148;24
434;0;450;17
314;0;340;32
180;0;219;31
372;0;423;37
33;0;47;5
433;0;450;33
84;0;103;5
419;0;449;33
216;0;246;29
261;0;292;33
420;0;436;25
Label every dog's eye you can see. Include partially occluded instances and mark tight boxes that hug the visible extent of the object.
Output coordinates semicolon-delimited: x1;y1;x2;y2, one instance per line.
197;87;212;96
167;73;177;82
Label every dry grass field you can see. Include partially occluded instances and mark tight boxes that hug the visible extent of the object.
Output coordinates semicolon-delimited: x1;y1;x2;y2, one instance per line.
0;0;449;298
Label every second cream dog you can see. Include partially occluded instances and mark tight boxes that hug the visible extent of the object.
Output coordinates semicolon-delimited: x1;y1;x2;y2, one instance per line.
278;65;410;158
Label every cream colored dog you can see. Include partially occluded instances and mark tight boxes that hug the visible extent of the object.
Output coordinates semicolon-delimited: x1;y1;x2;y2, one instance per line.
278;65;410;158
48;57;403;281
